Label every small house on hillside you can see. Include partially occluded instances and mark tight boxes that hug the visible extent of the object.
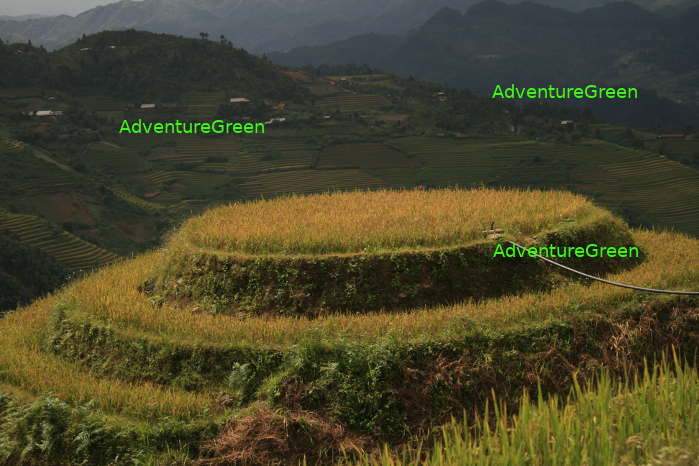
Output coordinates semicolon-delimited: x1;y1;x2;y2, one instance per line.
139;103;156;110
80;48;91;52
264;117;287;126
30;110;64;117
433;91;448;102
561;120;576;129
229;97;251;104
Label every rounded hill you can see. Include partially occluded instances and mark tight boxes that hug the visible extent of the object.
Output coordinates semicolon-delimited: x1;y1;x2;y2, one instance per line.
2;188;699;465
152;188;640;316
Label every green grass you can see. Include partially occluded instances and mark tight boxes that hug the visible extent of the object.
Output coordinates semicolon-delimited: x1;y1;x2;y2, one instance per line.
362;354;699;466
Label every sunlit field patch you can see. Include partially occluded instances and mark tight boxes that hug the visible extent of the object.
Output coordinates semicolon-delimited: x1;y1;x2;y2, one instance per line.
173;188;600;255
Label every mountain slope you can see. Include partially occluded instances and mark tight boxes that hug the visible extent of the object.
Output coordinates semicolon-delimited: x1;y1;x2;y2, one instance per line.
272;1;699;129
1;30;699;281
0;0;696;53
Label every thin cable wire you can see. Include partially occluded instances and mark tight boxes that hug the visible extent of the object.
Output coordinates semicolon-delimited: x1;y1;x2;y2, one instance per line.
506;240;699;295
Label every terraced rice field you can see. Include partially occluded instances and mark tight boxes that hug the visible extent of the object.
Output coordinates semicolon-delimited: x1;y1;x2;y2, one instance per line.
147;171;208;186
308;83;340;96
243;139;315;153
239;169;384;198
317;94;391;112
84;143;149;173
182;92;226;119
1;186;698;464
109;187;165;211
0;209;118;272
150;137;241;165
597;153;699;233
232;151;315;173
15;175;82;196
385;137;699;236
318;143;417;169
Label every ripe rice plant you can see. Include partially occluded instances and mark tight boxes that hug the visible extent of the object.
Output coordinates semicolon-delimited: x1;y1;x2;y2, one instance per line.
173;188;601;255
361;354;699;466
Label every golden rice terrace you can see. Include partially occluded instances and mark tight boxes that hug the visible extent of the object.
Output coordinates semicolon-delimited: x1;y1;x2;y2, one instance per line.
151;189;640;317
1;188;699;465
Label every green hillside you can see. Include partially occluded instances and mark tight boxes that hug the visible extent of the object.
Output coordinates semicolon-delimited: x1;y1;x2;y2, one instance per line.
0;30;698;311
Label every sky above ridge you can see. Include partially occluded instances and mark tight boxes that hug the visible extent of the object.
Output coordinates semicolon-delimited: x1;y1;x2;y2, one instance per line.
0;0;127;17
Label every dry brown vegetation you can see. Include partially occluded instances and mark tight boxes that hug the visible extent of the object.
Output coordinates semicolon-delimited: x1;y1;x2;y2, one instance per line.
198;405;366;465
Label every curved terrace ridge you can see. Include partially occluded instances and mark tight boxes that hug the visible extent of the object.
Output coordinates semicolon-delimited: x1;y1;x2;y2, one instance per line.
149;188;642;317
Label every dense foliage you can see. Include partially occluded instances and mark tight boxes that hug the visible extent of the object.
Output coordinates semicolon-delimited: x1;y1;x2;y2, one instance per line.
0;232;67;314
1;31;307;103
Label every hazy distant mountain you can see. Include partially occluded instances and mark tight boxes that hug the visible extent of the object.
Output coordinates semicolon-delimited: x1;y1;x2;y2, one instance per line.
271;1;699;128
0;0;696;52
0;14;52;20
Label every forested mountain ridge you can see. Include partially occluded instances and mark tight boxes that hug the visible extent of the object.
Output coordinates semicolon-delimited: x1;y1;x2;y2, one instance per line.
0;0;697;53
272;0;699;129
0;30;305;103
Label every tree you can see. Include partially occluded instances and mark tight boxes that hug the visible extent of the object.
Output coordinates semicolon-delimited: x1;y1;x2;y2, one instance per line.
199;32;209;40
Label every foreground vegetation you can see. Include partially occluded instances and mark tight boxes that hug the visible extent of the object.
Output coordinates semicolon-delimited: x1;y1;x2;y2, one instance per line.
364;355;699;466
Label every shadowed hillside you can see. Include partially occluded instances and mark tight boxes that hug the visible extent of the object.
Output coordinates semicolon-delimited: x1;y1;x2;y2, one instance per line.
272;1;699;129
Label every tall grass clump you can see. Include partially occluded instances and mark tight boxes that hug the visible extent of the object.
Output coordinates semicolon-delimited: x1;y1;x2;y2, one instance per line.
173;188;600;254
362;353;699;465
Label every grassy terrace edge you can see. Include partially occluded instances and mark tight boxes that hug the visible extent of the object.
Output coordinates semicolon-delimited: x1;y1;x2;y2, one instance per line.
2;230;699;463
43;227;699;438
46;292;699;437
151;211;640;317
